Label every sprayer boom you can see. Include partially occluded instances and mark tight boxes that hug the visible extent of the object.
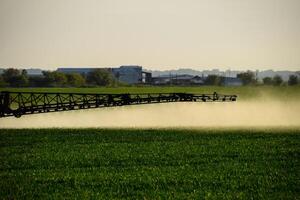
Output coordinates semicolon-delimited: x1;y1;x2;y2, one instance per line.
0;91;237;118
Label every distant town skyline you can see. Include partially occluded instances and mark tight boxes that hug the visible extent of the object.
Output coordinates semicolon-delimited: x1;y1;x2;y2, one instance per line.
0;0;299;71
0;65;299;72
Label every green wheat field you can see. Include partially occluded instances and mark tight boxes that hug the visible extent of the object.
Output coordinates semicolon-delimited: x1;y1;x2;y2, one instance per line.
0;128;299;199
1;86;300;199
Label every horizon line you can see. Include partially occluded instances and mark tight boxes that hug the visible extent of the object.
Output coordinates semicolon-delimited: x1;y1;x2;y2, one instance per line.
0;66;299;72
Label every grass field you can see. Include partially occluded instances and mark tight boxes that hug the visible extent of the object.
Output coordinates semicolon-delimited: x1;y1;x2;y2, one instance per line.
1;85;300;101
1;128;299;199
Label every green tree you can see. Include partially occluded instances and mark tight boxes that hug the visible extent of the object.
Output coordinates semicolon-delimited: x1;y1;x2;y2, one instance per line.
20;69;29;86
43;71;67;87
66;73;86;87
272;75;283;86
53;72;67;86
21;69;27;76
0;75;8;87
28;76;48;87
17;75;29;87
288;75;298;86
2;68;29;87
237;71;256;85
86;69;115;86
263;77;273;85
204;75;223;86
42;71;56;86
3;68;20;82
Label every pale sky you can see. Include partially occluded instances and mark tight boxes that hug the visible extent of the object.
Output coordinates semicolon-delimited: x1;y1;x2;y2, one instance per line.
0;0;299;71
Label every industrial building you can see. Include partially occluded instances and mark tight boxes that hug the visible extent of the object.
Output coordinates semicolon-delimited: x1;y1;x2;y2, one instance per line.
151;74;242;86
222;77;243;86
56;66;242;86
152;74;205;85
56;68;94;76
57;65;152;84
111;66;142;84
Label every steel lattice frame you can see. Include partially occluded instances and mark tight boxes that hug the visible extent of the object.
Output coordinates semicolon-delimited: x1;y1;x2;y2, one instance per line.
0;91;237;118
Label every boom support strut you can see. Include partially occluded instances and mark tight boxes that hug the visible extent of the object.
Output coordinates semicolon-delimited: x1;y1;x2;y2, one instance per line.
0;91;237;118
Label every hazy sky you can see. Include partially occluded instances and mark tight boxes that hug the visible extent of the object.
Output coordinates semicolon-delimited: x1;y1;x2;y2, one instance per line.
0;0;299;71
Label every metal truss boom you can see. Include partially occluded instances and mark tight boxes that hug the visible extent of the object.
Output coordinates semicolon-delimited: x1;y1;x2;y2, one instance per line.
0;91;237;118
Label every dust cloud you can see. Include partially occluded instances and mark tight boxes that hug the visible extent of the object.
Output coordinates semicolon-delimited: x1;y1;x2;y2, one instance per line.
0;99;299;128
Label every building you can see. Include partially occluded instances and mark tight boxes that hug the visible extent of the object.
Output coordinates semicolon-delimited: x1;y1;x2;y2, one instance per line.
151;74;242;86
25;69;43;77
0;68;43;77
152;74;205;85
222;77;243;86
113;66;152;84
152;76;171;85
142;71;152;84
57;65;151;84
191;76;205;85
57;68;96;76
111;65;142;84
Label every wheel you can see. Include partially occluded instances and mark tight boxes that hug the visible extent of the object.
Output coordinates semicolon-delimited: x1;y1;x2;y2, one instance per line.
13;111;22;118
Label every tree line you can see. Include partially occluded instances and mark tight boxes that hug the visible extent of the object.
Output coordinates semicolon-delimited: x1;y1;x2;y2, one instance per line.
0;68;118;87
205;71;299;86
237;71;298;86
0;68;299;87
